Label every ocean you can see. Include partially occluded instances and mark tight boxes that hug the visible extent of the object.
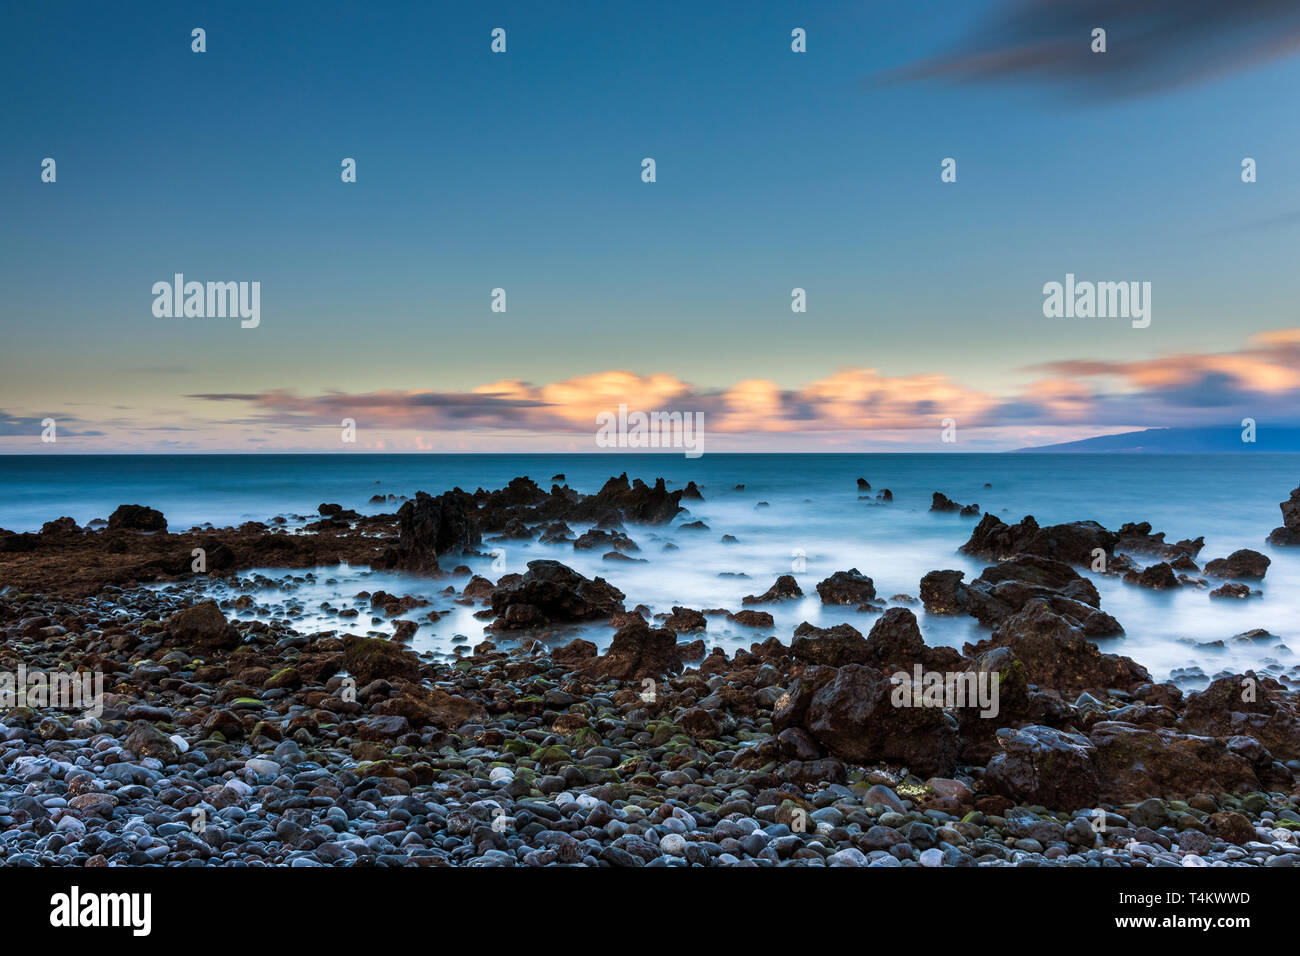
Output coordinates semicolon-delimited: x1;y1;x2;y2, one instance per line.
1;453;1297;684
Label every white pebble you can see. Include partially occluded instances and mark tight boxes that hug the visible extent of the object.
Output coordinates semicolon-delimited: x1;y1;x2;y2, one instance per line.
660;833;687;856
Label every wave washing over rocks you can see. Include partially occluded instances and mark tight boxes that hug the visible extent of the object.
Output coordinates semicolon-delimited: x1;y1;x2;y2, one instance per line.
1;474;1299;867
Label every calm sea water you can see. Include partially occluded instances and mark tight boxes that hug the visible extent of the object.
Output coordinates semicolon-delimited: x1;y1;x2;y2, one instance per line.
1;453;1297;683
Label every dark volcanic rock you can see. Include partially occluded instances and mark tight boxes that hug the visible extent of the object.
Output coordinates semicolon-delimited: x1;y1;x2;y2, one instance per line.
1181;672;1300;762
1089;722;1260;802
967;554;1118;634
727;609;775;628
984;725;1101;810
965;600;1148;695
662;606;706;633
40;517;81;537
0;530;40;553
552;638;598;665
317;503;360;519
963;555;1120;636
742;575;803;605
856;477;871;490
960;514;1116;566
375;491;480;573
958;646;1032;747
1115;522;1204;560
574;528;638;553
488;560;625;629
581;473;683;525
125;720;182;764
815;569;876;606
586;622;681;681
930;492;962;513
1203;549;1270;580
920;570;967;614
863;607;930;670
1266;484;1300;545
163;600;239;651
108;504;167;532
537;521;574;544
791;622;869;666
1209;582;1254;600
1124;562;1179;590
462;575;496;600
805;664;957;776
340;635;422;684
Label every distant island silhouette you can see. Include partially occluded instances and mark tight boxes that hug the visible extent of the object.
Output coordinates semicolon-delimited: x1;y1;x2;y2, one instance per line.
1017;426;1300;453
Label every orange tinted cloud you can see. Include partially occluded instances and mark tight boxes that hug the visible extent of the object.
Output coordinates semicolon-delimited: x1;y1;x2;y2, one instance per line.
169;325;1300;444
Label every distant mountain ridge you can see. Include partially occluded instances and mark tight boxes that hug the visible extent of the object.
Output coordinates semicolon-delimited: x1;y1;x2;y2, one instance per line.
1015;426;1300;453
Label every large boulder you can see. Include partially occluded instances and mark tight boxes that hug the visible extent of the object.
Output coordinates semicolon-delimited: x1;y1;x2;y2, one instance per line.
586;621;681;681
661;606;706;633
1203;549;1270;580
582;473;683;525
39;517;82;537
375;490;480;573
1115;522;1204;560
790;622;869;666
1124;562;1179;590
964;600;1148;695
372;679;487;728
960;514;1116;566
930;492;962;512
1180;673;1300;762
340;634;422;684
742;575;803;605
863;607;930;670
772;676;822;732
955;647;1032;761
124;720;182;764
108;504;167;532
488;560;625;629
804;664;958;775
964;555;1121;636
983;725;1101;810
815;569;876;605
163;601;240;651
1088;722;1260;802
919;569;967;614
1267;484;1300;545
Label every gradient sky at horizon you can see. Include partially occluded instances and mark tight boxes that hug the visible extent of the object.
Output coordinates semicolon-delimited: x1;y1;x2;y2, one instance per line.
3;0;1300;452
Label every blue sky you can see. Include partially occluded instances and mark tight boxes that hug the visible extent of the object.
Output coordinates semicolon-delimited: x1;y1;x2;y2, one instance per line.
3;0;1300;451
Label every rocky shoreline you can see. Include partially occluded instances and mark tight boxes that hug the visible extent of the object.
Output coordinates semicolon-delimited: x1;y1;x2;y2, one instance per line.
1;474;1298;867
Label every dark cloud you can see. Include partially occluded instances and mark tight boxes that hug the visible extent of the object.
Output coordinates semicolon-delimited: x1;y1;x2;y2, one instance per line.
881;0;1300;99
186;393;266;402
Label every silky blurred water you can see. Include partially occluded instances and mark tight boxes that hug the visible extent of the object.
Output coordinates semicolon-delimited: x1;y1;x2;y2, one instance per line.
2;454;1297;683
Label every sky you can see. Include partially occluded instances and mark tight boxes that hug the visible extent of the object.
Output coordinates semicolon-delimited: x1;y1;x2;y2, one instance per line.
3;0;1300;453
